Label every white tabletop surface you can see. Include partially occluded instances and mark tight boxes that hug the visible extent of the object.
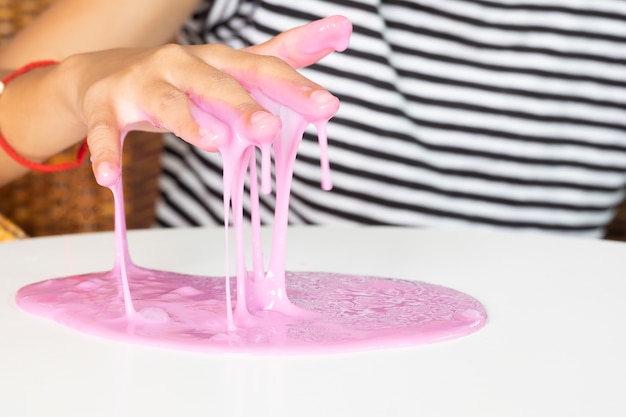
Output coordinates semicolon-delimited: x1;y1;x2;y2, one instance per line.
1;226;625;417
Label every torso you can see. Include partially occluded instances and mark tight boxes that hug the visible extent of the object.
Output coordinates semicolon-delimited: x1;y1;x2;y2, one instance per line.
156;0;626;237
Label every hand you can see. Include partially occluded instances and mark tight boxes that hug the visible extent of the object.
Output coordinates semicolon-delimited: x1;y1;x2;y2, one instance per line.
72;15;352;186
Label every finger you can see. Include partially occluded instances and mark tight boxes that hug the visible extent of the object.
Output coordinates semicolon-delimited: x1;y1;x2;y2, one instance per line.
85;104;122;187
158;47;282;146
245;15;352;69
211;48;340;121
136;79;225;150
188;101;232;151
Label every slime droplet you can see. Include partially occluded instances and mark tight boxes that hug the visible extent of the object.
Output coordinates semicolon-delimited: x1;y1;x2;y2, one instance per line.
138;307;170;322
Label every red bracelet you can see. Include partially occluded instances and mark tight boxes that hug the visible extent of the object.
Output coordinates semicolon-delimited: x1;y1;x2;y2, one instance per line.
0;60;88;173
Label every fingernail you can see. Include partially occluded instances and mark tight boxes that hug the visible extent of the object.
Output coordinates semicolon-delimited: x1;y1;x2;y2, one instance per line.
199;126;227;150
250;111;279;127
310;90;340;113
199;126;219;142
249;111;281;143
95;161;117;186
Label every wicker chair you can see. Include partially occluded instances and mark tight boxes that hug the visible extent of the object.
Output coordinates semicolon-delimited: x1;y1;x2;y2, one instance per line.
0;0;163;236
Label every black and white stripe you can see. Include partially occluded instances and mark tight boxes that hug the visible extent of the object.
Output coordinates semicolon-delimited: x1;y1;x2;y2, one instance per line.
157;0;626;237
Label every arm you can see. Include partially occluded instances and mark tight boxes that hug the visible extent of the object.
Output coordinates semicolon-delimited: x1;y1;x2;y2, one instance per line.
0;0;201;185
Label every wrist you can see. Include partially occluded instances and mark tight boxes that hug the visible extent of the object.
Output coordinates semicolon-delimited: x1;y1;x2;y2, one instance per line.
55;54;91;132
0;61;57;161
0;60;88;172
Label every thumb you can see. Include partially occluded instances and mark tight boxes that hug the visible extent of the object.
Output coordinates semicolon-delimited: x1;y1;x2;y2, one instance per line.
246;15;352;69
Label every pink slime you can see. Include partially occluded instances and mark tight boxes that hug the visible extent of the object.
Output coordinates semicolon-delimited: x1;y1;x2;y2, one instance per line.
15;16;487;354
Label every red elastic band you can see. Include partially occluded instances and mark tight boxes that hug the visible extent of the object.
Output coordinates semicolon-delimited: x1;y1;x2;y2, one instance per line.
0;60;88;173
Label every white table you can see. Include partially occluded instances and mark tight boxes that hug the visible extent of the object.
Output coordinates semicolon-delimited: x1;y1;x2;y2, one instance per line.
1;226;625;417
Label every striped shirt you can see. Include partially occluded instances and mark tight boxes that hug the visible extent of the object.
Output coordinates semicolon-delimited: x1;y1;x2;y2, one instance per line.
156;0;626;237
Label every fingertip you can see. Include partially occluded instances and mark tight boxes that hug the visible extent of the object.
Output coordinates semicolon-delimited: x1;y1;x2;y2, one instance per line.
309;90;340;119
189;102;232;151
299;15;353;55
322;15;353;52
248;111;281;144
197;126;221;152
93;160;120;187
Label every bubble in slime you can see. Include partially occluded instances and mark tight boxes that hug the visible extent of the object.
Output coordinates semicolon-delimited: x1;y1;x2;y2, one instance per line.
15;16;487;354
